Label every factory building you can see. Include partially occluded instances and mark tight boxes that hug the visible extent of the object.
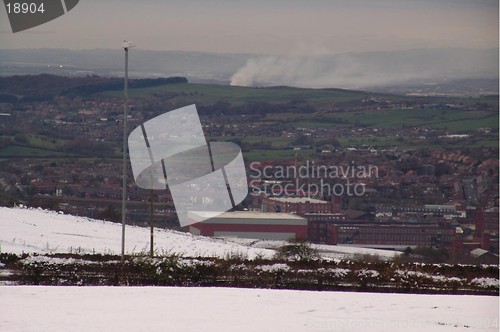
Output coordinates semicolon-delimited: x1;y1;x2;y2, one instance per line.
188;211;308;240
308;220;456;250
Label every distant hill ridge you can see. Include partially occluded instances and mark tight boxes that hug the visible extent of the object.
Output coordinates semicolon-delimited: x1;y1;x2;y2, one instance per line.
0;74;188;102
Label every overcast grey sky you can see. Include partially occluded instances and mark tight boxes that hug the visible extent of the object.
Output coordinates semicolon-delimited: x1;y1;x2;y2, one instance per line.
0;0;498;54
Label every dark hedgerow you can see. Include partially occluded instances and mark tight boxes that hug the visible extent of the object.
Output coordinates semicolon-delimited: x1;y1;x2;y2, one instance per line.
2;252;497;295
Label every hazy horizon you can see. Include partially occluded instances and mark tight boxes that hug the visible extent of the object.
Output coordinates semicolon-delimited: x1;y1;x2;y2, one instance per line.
1;0;498;55
1;1;498;91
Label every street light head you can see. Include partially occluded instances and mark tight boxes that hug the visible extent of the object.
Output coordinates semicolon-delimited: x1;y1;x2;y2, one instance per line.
122;40;136;49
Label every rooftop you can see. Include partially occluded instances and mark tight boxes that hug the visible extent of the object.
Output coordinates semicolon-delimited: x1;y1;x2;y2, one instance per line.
188;211;305;220
267;197;328;204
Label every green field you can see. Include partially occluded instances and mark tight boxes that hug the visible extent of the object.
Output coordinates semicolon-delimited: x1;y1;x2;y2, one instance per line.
117;83;497;154
103;82;498;106
0;145;75;158
242;149;316;162
0;134;121;159
7;82;490;162
104;83;374;106
25;135;68;150
281;108;499;132
338;135;499;150
340;108;498;129
210;135;295;148
103;83;498;133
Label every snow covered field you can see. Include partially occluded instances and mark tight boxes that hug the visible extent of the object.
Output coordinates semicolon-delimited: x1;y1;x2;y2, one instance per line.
0;207;274;258
0;207;397;259
1;208;498;331
1;286;498;332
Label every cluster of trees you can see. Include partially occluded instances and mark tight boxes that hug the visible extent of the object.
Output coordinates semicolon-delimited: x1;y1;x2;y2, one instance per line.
0;74;188;101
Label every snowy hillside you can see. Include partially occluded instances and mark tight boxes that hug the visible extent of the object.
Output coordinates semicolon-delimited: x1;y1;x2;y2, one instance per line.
0;206;398;260
0;207;274;259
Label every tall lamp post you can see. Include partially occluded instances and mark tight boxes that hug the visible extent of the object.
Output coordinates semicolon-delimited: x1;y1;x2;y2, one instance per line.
121;40;135;263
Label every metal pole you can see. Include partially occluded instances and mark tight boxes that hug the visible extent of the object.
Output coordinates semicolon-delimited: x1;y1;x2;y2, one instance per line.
121;47;129;263
150;189;154;257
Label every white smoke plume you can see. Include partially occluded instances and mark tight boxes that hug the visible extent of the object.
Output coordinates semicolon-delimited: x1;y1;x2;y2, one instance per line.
230;48;499;89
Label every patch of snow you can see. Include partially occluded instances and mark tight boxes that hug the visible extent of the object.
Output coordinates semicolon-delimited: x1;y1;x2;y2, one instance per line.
256;263;290;273
357;269;380;278
470;277;500;289
395;270;467;285
316;267;351;278
177;258;215;268
21;256;102;266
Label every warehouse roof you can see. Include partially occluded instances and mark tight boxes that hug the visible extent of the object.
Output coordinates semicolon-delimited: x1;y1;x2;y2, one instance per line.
267;197;328;204
188;210;305;221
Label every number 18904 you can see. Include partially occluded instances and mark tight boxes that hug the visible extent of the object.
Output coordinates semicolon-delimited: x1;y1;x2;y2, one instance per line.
6;2;45;14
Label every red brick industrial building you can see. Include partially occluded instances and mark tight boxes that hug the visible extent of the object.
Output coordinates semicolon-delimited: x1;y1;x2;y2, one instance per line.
188;211;308;240
308;220;456;250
